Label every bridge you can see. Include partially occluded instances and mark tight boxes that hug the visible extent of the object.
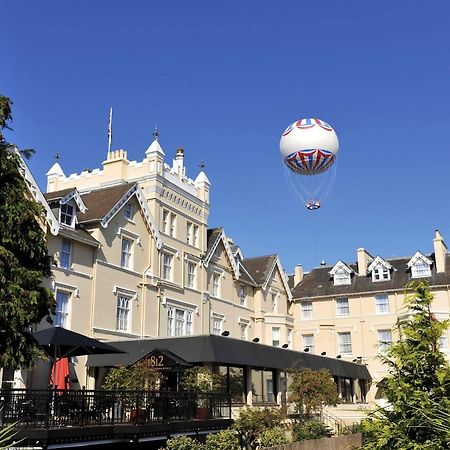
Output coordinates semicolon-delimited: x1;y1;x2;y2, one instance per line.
0;389;233;449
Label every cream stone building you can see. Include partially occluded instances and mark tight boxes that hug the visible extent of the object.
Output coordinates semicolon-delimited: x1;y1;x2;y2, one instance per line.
1;136;370;405
290;230;450;402
37;134;298;391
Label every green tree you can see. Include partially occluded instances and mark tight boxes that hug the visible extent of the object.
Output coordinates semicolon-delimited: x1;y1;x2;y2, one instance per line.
102;359;162;390
362;282;450;449
163;435;204;450
233;407;284;450
0;95;54;368
205;429;240;450
288;368;339;418
260;427;290;447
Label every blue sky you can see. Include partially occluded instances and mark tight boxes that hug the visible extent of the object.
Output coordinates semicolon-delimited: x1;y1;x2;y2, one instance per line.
3;1;450;273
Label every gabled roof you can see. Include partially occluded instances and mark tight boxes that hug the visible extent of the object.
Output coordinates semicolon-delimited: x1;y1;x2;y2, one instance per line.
292;254;450;299
329;260;354;275
407;251;433;268
367;256;394;272
204;228;239;278
45;187;87;213
241;255;292;301
76;183;163;250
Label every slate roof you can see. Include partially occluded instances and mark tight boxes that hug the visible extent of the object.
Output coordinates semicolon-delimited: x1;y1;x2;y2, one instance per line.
292;254;450;299
77;183;135;223
58;224;100;247
87;334;371;380
44;187;77;202
241;255;277;286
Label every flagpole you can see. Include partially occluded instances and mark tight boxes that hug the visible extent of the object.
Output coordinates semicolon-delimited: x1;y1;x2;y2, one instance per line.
107;106;113;156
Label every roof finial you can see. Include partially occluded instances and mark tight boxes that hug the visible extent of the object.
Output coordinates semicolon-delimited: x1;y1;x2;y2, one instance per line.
199;161;205;170
153;126;159;141
54;152;60;161
107;106;113;156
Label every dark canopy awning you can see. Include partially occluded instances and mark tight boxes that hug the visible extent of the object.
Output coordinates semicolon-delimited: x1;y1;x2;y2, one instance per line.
87;335;371;380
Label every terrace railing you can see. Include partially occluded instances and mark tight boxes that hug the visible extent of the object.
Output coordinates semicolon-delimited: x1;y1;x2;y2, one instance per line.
0;389;232;429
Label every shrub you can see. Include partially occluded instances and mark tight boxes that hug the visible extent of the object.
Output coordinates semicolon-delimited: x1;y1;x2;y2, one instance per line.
260;427;290;447
205;429;240;450
293;419;328;442
164;435;204;450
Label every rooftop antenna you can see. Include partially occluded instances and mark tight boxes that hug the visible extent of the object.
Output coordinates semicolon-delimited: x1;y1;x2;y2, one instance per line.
107;106;113;156
199;161;205;171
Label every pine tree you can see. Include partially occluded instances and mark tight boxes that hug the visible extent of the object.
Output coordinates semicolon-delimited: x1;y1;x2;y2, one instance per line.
0;95;54;368
363;281;450;449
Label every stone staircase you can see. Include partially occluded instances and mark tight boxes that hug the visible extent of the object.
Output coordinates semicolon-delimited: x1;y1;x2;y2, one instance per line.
324;403;372;427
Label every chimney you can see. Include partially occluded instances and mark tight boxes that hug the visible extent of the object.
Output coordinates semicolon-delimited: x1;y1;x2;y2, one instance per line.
173;146;185;177
433;230;447;273
294;264;304;286
357;248;371;276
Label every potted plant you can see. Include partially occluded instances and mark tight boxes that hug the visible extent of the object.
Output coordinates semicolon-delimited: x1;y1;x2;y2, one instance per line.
180;366;224;419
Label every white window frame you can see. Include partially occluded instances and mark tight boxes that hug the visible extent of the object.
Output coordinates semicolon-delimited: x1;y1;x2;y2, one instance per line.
302;334;315;353
338;332;352;356
60;203;75;227
120;237;133;269
272;327;280;347
333;269;351;286
239;284;246;306
239;318;249;340
212;272;221;298
287;328;293;349
124;202;133;220
167;304;194;337
116;294;131;332
212;313;224;336
162;252;173;281
187;261;196;289
271;292;278;312
375;294;390;314
372;266;390;282
163;210;169;234
336;298;350;317
60;238;72;269
186;222;193;245
55;290;70;328
411;261;432;278
193;225;199;247
377;329;392;352
169;213;176;237
301;301;313;320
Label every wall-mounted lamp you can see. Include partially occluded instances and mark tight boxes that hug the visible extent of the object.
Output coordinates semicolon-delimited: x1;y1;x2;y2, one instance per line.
321;351;327;356
303;348;310;352
252;337;259;343
336;355;342;359
221;330;230;337
282;344;289;348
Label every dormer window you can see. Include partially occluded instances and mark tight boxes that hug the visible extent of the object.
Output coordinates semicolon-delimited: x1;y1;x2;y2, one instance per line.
60;204;75;227
334;269;351;286
373;267;390;281
412;261;431;278
407;251;433;279
330;260;353;286
368;256;393;282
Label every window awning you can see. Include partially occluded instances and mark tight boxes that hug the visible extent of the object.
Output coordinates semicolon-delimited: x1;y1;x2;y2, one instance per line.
87;334;371;380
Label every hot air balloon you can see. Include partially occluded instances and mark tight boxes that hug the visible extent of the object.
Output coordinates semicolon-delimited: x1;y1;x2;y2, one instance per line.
279;118;339;210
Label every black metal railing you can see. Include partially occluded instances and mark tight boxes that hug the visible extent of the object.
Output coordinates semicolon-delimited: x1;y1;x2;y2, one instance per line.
0;389;232;429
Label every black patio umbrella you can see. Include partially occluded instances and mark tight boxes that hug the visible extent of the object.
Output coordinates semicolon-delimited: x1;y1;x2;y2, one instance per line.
32;327;126;389
32;326;126;358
